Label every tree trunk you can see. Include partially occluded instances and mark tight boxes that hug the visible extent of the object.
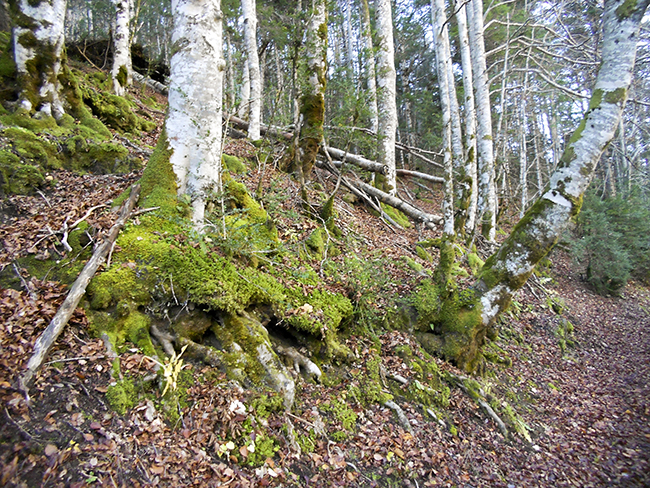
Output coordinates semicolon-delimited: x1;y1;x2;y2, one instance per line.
238;63;250;119
467;0;497;241
166;0;224;227
360;0;378;134
423;0;649;373
454;0;477;237
242;0;261;141
431;0;455;237
375;0;398;195
11;0;67;119
296;0;327;177
111;0;132;96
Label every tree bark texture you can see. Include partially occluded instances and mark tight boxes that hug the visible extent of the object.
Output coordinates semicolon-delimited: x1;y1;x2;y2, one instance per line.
296;0;327;177
467;0;497;241
375;0;398;195
360;0;378;134
166;0;224;226
111;0;132;96
430;0;455;237
242;0;261;140
10;0;67;119
454;0;478;236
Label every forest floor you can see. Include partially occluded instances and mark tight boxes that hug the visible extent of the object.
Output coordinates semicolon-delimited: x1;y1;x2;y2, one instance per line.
1;78;649;487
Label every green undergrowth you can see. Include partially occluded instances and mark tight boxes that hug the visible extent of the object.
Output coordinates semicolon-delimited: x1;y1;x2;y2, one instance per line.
0;58;150;196
87;133;357;405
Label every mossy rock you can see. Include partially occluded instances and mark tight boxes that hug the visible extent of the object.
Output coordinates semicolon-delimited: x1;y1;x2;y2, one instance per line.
0;150;44;196
223;154;247;174
2;126;62;169
80;85;156;134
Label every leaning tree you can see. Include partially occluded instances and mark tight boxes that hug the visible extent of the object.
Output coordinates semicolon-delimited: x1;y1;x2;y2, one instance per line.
417;0;650;372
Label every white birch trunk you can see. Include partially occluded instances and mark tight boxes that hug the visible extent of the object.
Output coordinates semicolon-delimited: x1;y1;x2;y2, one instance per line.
12;0;67;119
518;100;528;217
478;0;648;333
111;0;132;96
239;63;250;119
431;0;455;237
375;0;397;195
361;0;379;134
455;0;478;236
242;0;261;141
467;0;497;241
166;0;224;227
345;0;355;73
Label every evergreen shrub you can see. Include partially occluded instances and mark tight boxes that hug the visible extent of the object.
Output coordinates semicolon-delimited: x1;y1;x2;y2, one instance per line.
570;187;650;294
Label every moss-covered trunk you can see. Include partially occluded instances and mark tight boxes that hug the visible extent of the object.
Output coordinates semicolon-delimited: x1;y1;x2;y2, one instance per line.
9;0;67;119
292;0;327;178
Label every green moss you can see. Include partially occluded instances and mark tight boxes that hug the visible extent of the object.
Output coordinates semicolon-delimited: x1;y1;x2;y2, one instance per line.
404;257;425;274
321;395;357;432
413;279;441;329
0;150;44;195
139;130;178;211
250;393;284;420
381;203;411;228
349;351;392;405
125;311;156;356
223;154;247;174
305;228;325;258
116;65;128;88
106;378;137;415
80;84;155;134
2;126;62;168
467;252;484;275
604;87;627;104
416;245;433;263
616;0;638;19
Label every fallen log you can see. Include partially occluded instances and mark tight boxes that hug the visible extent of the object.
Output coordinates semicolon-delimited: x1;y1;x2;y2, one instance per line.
229;115;293;141
321;146;387;174
18;184;141;397
396;168;445;184
355;179;443;228
132;71;168;95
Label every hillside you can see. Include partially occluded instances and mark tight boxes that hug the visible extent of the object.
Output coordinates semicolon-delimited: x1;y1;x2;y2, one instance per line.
0;62;649;487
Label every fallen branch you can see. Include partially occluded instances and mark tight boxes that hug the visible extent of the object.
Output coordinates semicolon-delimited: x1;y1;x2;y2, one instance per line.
132;71;168;95
229;116;293;141
355;179;442;229
396;168;445;184
315;159;403;230
322;146;388;174
18;184;141;397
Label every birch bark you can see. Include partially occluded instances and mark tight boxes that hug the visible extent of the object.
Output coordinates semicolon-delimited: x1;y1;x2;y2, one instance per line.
296;0;328;177
166;0;224;227
467;0;497;241
431;0;455;237
455;0;478;236
472;0;648;366
111;0;132;96
375;0;397;195
242;0;261;141
238;63;250;119
360;0;378;134
11;0;67;119
420;0;649;373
